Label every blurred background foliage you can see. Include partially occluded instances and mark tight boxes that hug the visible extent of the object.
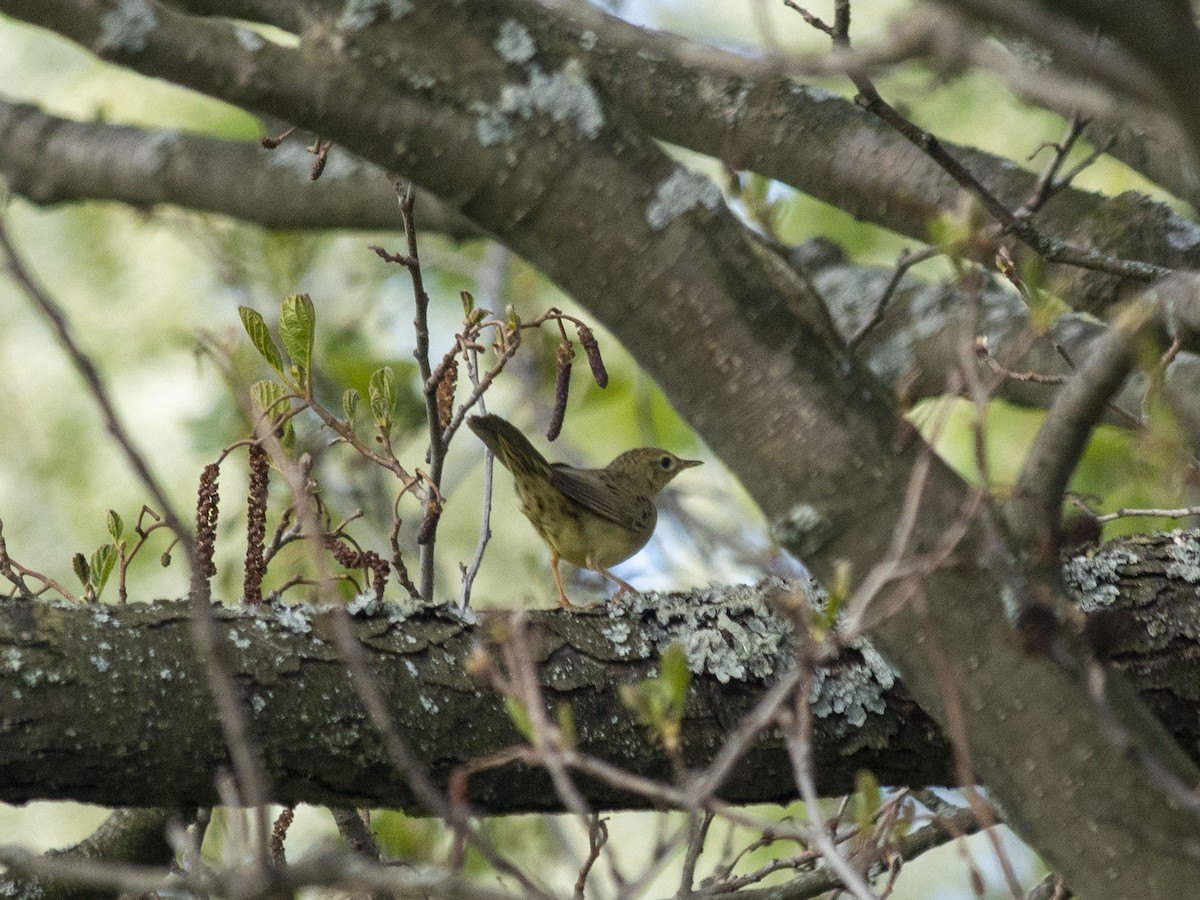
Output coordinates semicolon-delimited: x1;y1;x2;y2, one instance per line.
1;0;1195;896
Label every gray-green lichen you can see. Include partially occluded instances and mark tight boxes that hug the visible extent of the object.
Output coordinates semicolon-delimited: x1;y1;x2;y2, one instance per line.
1063;545;1140;611
1166;214;1200;252
234;28;265;52
610;580;900;741
495;19;536;64
810;638;897;733
1163;531;1200;583
476;60;605;146
770;503;833;558
273;605;313;634
645;167;723;231
99;0;156;52
611;580;795;683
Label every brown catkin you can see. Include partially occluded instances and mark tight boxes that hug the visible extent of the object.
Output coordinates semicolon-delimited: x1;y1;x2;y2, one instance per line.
416;498;442;545
577;324;608;388
270;807;294;866
325;535;363;569
547;341;574;441
436;359;458;429
242;444;269;604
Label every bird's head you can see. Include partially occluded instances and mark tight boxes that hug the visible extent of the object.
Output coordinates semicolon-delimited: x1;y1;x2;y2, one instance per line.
606;448;702;495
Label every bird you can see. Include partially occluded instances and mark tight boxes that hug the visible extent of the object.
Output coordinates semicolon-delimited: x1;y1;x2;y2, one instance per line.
467;413;702;608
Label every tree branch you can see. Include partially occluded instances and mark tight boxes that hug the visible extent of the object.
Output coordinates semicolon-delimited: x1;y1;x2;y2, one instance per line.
3;529;1200;814
0;98;481;237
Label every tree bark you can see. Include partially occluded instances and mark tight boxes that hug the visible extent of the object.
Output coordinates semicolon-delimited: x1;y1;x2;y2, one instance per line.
1;532;1198;814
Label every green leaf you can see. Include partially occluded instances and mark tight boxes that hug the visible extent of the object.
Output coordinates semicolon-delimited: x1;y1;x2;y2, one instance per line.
504;695;534;742
106;509;123;541
342;388;360;424
89;544;118;596
816;560;852;634
854;770;882;832
72;552;90;587
660;642;691;709
619;646;691;753
280;293;316;380
368;366;397;431
238;306;285;376
460;290;475;317
251;379;295;445
556;702;576;747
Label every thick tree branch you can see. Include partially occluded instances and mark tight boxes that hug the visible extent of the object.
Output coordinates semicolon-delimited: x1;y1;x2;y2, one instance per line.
1;532;1200;814
1007;301;1153;553
6;2;1200;318
0;583;940;810
7;88;1200;446
0;98;481;237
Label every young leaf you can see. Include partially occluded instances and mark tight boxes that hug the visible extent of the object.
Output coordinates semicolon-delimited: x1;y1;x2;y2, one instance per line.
504;695;535;742
251;380;295;445
854;769;883;832
238;306;285;376
342;388;360;424
280;293;316;379
89;544;118;596
369;366;397;430
72;552;90;587
620;644;691;753
556;702;577;747
660;642;691;710
106;509;123;541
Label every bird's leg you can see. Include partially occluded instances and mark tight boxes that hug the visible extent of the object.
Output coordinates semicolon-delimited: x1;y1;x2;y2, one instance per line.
551;550;574;609
587;554;639;601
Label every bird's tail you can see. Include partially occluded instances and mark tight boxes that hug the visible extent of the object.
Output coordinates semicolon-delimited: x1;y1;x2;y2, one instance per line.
467;414;551;480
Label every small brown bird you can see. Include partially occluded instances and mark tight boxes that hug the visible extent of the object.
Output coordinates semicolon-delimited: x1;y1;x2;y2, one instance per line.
468;413;702;608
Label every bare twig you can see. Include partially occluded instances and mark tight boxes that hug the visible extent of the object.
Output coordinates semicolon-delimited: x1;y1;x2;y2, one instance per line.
785;3;1169;283
850;246;943;349
782;640;880;900
1094;505;1200;523
373;181;443;602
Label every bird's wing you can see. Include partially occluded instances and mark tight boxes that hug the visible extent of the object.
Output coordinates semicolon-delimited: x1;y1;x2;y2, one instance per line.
550;464;655;532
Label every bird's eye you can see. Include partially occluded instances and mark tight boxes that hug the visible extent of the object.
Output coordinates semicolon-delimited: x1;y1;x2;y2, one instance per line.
660;455;673;470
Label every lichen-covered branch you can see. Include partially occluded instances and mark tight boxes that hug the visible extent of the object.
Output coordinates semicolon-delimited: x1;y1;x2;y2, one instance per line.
4;530;1200;814
0;582;939;810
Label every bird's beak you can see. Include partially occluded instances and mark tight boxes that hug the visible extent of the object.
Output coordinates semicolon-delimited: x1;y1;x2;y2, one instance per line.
680;458;703;469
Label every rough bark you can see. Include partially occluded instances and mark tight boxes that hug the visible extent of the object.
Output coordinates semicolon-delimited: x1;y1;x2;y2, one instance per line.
0;582;942;811
2;532;1200;814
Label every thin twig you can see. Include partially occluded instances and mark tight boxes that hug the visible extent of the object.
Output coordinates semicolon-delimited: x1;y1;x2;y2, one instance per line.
1095;505;1200;523
849;246;942;349
373;181;442;601
782;639;880;900
785;3;1168;283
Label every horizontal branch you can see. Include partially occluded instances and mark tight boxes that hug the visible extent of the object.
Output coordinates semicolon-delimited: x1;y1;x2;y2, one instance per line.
0;581;939;810
3;530;1199;813
0;98;481;237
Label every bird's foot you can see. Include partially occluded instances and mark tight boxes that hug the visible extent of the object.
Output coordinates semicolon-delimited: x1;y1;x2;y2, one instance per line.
557;593;599;611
